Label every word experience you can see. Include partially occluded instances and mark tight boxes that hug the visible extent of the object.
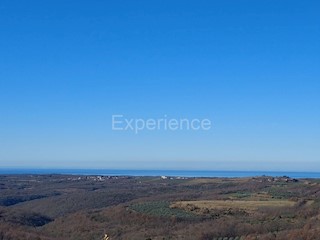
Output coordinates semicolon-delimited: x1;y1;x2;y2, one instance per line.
112;115;212;134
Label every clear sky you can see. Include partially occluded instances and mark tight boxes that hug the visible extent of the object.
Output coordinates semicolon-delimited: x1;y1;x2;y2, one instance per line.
0;0;319;171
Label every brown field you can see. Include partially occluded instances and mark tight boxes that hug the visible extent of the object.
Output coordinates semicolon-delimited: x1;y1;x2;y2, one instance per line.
185;177;251;185
171;199;296;212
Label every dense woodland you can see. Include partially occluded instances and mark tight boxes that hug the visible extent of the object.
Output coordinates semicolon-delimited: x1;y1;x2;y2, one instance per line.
1;174;320;239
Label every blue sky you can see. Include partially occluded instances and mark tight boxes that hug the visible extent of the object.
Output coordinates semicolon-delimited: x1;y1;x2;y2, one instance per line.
0;0;319;171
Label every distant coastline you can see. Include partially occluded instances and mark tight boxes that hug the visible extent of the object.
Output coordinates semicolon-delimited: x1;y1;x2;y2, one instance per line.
1;169;320;178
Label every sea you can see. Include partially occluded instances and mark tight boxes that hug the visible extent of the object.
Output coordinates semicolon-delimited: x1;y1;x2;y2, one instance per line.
0;169;320;178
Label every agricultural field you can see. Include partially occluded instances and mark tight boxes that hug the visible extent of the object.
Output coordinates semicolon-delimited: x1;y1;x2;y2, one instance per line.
171;199;296;213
